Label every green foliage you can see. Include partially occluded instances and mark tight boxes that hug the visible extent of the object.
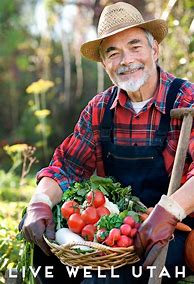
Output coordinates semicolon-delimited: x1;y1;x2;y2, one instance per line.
0;199;31;283
0;136;36;283
0;0;36;149
160;0;194;80
0;170;20;191
1;144;38;188
0;169;34;282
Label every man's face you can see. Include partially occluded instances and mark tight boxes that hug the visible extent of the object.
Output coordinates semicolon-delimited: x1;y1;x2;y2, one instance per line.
100;28;159;93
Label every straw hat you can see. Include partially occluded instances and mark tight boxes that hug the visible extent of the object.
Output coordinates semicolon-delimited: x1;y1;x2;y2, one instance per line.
80;2;168;62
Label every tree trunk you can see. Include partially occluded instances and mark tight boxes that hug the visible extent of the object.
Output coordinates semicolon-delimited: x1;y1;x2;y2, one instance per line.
75;49;83;98
61;28;71;109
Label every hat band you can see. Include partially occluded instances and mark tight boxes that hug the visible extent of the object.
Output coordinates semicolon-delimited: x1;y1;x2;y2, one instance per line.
98;19;143;38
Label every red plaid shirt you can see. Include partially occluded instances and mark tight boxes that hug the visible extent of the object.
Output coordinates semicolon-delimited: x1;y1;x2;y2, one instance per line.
37;67;194;191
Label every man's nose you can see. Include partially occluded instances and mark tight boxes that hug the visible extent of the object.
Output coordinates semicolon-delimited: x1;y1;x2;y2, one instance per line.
120;50;134;65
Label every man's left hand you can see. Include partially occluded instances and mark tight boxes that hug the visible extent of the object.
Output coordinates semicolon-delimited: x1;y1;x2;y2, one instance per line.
134;204;178;267
134;194;187;268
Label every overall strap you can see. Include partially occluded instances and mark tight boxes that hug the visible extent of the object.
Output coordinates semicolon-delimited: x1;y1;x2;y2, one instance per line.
100;87;118;141
154;78;185;145
100;78;185;143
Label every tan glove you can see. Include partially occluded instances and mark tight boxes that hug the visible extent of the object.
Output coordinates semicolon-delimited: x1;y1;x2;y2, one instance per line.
134;195;186;268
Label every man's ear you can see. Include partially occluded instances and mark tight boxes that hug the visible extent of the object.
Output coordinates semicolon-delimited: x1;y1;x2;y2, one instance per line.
152;40;159;62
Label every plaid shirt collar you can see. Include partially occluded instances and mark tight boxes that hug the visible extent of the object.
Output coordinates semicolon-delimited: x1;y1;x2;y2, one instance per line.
110;66;174;115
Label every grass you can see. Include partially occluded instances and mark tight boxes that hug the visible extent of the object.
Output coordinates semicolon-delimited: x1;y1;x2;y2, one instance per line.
0;181;34;284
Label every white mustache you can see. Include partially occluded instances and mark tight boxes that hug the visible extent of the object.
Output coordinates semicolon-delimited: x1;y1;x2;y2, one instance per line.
117;63;144;75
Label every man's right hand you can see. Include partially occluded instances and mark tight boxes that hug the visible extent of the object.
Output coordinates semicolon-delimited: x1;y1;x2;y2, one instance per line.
22;202;55;256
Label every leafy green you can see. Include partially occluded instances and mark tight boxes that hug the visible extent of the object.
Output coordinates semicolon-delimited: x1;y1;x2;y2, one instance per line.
96;213;123;231
61;180;92;204
89;176;146;213
58;175;147;212
97;211;141;232
53;175;147;228
52;204;67;229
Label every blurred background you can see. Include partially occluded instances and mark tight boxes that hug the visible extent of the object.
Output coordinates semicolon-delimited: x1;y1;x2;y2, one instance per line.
0;0;193;282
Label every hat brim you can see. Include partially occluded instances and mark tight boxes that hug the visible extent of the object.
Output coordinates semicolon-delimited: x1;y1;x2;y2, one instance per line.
80;19;168;62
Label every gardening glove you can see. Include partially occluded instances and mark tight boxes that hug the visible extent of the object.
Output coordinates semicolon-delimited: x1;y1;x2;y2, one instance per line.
134;195;186;268
22;201;55;256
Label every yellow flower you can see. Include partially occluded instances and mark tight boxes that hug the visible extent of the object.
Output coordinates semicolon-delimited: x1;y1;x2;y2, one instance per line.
34;109;51;118
4;144;28;154
26;79;54;95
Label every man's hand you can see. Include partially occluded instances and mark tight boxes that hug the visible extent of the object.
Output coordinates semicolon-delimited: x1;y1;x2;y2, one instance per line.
134;195;186;268
22;202;55;256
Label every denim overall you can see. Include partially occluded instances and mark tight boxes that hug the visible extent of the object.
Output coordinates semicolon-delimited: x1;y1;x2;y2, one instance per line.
82;78;194;284
100;79;194;232
100;79;184;208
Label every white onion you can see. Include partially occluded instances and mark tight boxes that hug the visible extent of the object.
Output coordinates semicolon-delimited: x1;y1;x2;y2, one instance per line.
55;228;92;251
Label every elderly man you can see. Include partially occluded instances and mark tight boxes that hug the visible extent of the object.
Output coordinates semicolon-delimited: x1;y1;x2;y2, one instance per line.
21;2;194;283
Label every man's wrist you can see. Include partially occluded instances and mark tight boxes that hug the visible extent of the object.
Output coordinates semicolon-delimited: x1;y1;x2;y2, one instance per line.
158;195;186;221
29;193;53;208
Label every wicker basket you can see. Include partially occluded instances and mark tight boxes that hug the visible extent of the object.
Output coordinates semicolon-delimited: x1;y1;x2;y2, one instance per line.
44;236;139;270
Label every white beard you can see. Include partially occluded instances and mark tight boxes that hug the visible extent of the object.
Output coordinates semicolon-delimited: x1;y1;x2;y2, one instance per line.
117;72;149;92
109;63;151;92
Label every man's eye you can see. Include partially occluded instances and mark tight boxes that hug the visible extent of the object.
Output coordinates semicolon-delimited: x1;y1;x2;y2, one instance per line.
108;52;118;58
133;46;141;50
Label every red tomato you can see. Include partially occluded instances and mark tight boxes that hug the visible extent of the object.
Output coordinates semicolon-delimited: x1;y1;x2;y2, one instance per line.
81;224;96;241
96;228;108;243
86;190;105;208
123;216;135;228
61;200;80;219
117;235;133;247
67;213;85;234
81;207;99;224
120;224;132;236
96;206;110;218
108;228;121;242
130;228;138;238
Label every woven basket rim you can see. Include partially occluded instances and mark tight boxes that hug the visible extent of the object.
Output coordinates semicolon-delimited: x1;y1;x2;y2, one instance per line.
44;235;136;251
43;235;140;270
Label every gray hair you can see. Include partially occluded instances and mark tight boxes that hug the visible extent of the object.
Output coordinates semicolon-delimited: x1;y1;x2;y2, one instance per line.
144;29;155;47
